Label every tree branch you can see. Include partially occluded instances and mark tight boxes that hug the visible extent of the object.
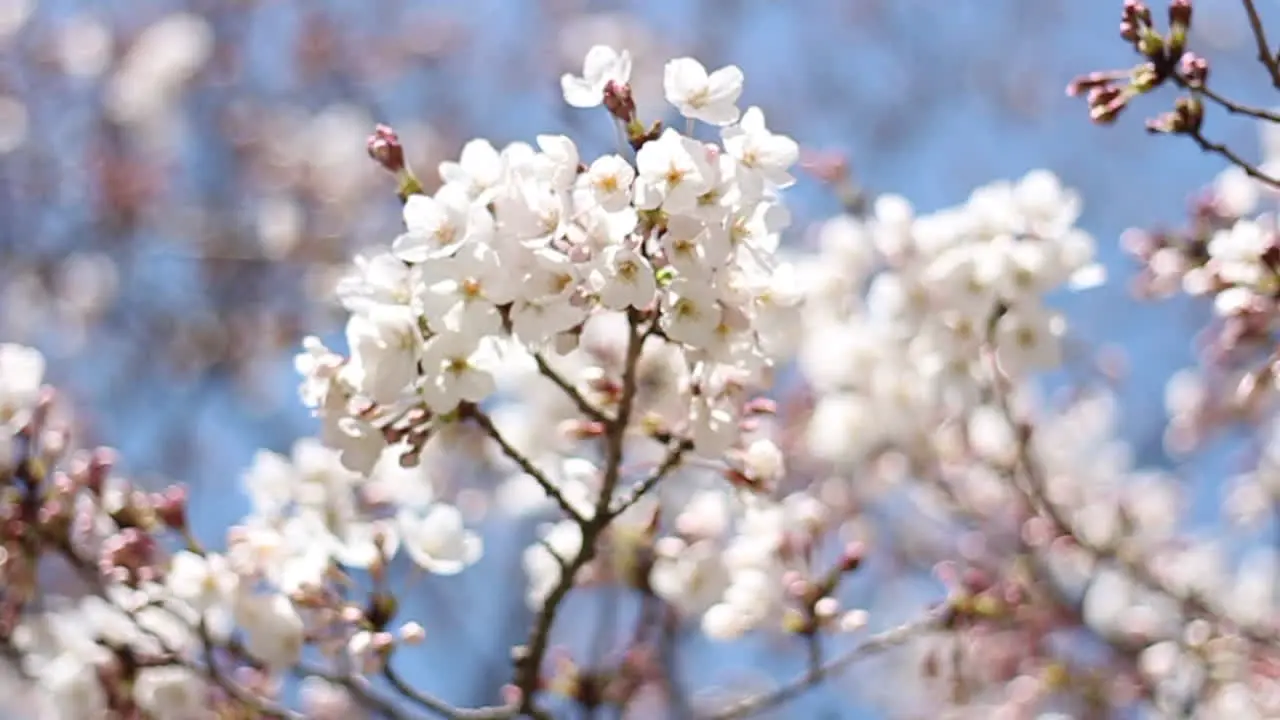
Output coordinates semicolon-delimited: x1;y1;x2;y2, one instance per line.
534;352;611;425
609;436;693;518
1179;79;1280;123
512;309;648;716
468;406;588;524
1186;128;1280;189
382;662;514;720
699;606;954;720
1241;0;1280;89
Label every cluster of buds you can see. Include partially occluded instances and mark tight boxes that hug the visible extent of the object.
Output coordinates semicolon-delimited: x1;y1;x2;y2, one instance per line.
1121;203;1218;300
1067;0;1203;131
781;542;867;636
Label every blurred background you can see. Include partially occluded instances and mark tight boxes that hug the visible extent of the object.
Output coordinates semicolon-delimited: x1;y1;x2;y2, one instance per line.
3;0;1279;716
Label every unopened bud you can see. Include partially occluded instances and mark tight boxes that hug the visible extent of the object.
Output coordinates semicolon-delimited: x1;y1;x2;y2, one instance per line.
1146;95;1202;134
86;447;116;496
1120;20;1140;44
559;418;606;441
1066;73;1115;97
813;596;840;621
154;485;188;531
367;124;405;174
839;542;865;572
400;621;426;644
1121;1;1153;43
1088;86;1128;124
1168;0;1192;32
603;80;636;124
1123;0;1153;27
839;609;869;633
1179;52;1209;86
786;576;811;600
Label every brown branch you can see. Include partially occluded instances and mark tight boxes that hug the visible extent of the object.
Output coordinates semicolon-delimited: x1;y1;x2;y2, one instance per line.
1241;0;1280;89
699;606;954;720
382;663;514;720
609;436;693;518
1186;129;1280;189
1177;77;1280;123
289;660;420;719
468;406;588;524
512;309;648;716
534;352;611;425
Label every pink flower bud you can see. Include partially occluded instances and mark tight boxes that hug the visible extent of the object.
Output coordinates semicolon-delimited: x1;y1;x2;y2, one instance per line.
367;124;405;174
154;484;188;531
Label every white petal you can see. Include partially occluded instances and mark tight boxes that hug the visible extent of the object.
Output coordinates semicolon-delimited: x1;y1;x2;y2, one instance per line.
581;45;620;82
561;74;601;108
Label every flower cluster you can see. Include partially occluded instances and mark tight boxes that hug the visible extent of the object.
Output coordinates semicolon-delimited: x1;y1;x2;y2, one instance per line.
0;343;44;472
294;51;808;632
796;170;1102;466
302;50;801;479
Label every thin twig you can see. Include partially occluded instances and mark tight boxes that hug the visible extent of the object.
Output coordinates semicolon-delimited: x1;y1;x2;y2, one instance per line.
1241;0;1280;88
610;437;694;518
1186;129;1280;189
1179;79;1280;123
292;660;418;719
534;352;611;424
383;663;515;720
468;406;587;524
699;606;953;720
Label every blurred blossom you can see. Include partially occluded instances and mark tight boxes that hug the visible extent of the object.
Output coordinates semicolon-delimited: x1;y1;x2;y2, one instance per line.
299;104;379;203
0;96;27;154
105;13;214;129
0;0;31;42
55;15;114;79
56;253;119;317
256;195;304;259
